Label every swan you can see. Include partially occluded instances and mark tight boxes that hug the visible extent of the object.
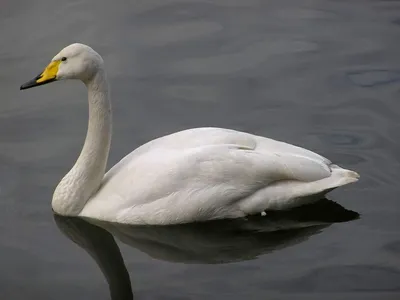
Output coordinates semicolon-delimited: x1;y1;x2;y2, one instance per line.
20;43;360;225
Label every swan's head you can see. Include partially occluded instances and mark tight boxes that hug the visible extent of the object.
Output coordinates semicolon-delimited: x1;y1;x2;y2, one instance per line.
20;43;103;90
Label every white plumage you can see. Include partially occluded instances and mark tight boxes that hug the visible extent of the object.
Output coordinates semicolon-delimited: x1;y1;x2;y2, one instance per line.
20;43;359;225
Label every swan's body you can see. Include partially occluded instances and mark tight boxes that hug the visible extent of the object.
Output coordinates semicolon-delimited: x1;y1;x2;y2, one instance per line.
20;43;359;225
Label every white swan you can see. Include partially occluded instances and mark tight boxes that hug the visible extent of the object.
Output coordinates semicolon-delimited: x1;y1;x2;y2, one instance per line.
20;43;359;225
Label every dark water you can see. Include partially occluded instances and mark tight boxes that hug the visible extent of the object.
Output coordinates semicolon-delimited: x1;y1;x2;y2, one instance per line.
1;0;400;299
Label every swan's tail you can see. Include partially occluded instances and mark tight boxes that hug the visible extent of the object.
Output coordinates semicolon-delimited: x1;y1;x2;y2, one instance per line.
239;164;359;214
291;164;359;203
327;164;360;188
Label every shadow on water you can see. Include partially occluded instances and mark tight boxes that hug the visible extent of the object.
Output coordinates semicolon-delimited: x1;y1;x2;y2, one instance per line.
54;199;359;300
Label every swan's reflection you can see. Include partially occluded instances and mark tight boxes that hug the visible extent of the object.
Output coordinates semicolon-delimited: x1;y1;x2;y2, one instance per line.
54;199;359;299
54;214;134;300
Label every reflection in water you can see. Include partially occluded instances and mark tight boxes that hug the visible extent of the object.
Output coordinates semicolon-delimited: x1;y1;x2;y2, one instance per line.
54;199;358;299
54;215;134;300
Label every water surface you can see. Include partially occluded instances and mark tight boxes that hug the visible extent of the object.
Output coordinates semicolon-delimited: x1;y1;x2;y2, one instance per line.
1;0;400;299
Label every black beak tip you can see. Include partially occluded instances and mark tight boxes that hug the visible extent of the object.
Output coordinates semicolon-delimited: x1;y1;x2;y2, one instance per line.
20;73;47;91
20;83;31;90
20;80;35;90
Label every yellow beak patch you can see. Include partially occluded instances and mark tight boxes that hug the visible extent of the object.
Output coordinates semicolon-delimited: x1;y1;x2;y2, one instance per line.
37;61;61;83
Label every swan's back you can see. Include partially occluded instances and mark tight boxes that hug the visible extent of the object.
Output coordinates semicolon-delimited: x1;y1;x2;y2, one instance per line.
104;127;330;179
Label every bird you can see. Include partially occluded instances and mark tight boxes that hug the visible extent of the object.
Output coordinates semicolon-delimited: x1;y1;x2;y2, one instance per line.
20;43;359;225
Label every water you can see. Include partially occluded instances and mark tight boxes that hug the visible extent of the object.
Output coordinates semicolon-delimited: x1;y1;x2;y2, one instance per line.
1;0;400;299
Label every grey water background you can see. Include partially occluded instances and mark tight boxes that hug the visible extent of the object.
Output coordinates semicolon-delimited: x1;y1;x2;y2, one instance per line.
1;0;400;299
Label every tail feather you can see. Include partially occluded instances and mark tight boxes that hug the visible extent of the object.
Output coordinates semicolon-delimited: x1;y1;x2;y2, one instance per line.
328;164;360;188
239;164;359;214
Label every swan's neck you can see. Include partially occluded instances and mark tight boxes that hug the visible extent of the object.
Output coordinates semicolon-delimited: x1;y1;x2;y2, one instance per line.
52;69;112;215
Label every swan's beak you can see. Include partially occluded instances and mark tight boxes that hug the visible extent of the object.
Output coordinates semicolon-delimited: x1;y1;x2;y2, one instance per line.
20;60;60;90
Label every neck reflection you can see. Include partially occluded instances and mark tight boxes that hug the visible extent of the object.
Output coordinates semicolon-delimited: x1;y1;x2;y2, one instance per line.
53;214;133;300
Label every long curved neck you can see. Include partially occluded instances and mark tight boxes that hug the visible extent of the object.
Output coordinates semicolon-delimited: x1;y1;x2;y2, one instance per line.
52;69;112;216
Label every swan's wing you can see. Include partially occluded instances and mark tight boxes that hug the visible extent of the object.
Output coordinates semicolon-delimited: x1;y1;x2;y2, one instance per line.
83;143;357;224
103;127;332;181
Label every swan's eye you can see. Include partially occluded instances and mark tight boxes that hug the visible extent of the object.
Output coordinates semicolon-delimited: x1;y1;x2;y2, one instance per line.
61;57;67;62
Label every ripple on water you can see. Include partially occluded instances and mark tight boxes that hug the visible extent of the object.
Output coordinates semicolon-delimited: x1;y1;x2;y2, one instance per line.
168;39;319;75
0;156;20;199
265;265;400;293
132;21;222;47
346;69;400;88
384;240;400;256
164;84;223;103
